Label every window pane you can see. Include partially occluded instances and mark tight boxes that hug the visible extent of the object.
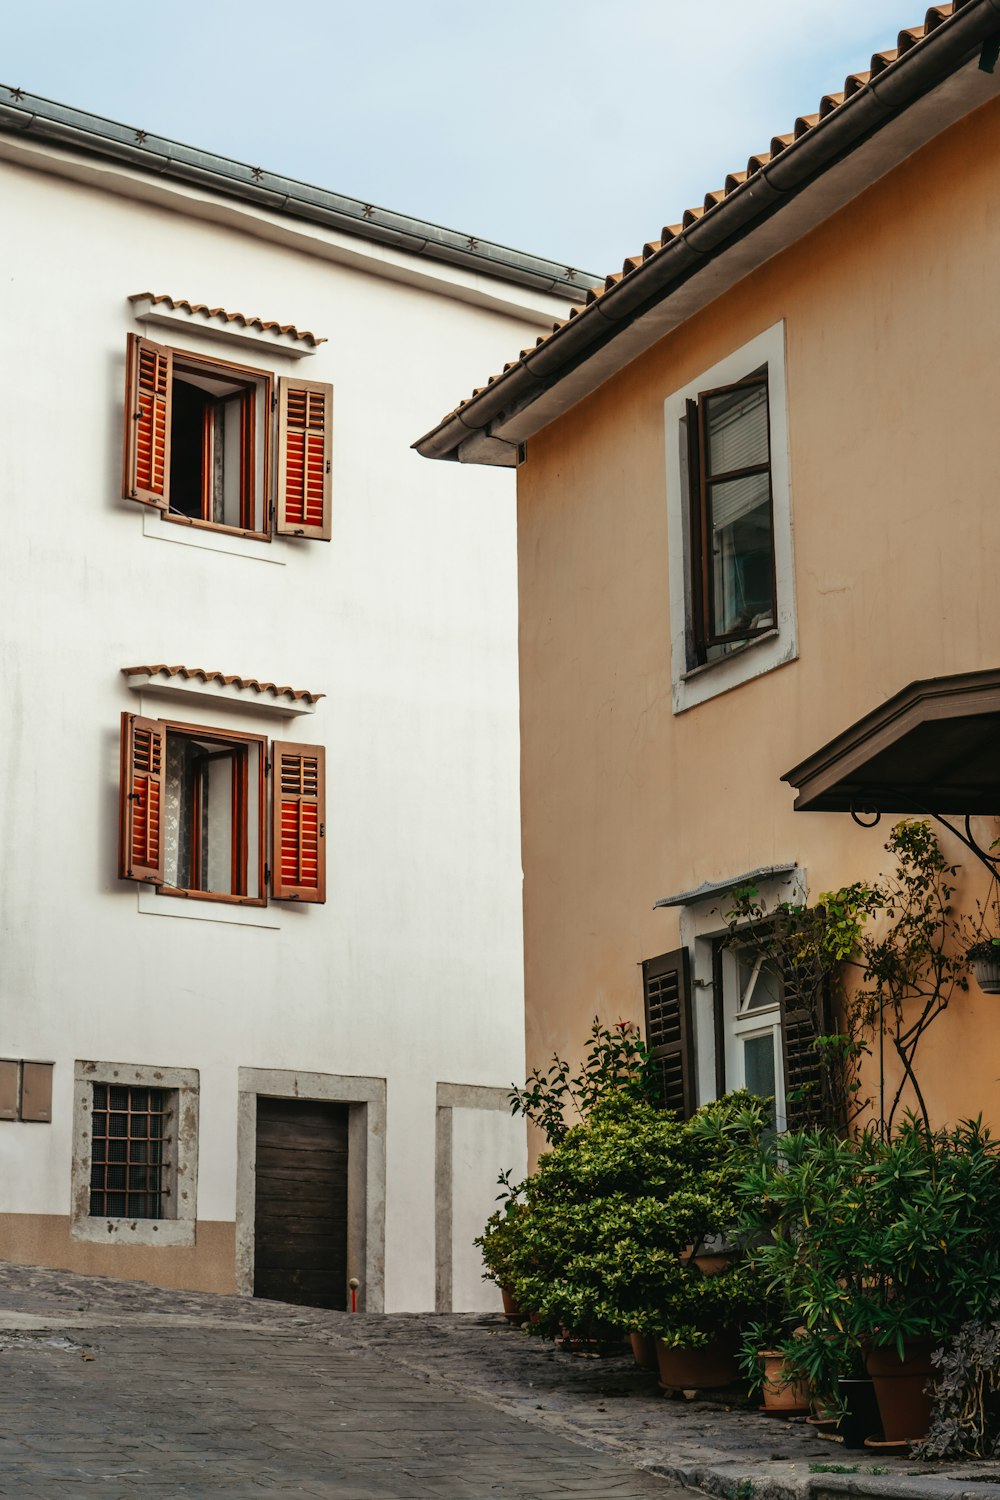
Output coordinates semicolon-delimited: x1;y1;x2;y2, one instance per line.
744;1032;777;1101
705;382;769;476
204;754;234;894
709;472;774;638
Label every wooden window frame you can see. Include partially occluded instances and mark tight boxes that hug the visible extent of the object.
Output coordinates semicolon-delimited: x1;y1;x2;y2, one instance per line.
165;348;273;543
158;719;267;909
687;372;777;666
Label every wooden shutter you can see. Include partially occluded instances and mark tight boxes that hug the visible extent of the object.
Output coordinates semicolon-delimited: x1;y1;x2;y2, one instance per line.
642;947;695;1119
118;713;165;885
271;742;326;903
779;962;828;1130
123;334;172;508
276;379;333;540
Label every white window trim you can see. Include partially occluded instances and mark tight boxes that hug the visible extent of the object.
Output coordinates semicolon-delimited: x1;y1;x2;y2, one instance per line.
141;507;286;565
664;322;797;714
678;866;807;1109
70;1060;199;1247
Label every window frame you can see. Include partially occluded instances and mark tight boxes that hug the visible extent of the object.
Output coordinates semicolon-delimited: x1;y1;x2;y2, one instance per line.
118;712;327;908
157;717;267;909
664;322;796;714
123;334;334;545
70;1060;199;1248
688;372;777;661
167;347;271;541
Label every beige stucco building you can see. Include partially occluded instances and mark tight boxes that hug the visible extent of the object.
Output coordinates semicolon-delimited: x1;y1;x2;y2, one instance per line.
418;1;1000;1141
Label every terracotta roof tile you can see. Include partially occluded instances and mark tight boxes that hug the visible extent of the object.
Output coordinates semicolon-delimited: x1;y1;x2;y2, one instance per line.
122;664;324;704
128;292;327;346
428;4;981;437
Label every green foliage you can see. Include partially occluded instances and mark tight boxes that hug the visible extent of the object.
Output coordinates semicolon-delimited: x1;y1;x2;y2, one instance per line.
852;820;968;1136
736;1116;1000;1408
508;1017;662;1146
721;880;882;1131
916;1313;1000;1459
501;1091;771;1345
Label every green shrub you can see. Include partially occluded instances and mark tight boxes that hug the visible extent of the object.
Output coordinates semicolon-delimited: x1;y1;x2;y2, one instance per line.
503;1091;770;1344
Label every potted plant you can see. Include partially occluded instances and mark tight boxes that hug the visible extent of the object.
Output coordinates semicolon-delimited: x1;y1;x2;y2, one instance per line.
967;939;1000;995
737;1116;1000;1443
499;1090;770;1380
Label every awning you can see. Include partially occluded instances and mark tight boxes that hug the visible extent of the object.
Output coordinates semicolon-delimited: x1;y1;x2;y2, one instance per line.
782;669;1000;815
655;865;798;910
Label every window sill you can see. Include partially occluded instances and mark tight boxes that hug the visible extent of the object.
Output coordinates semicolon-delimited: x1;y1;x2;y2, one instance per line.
681;629;780;683
142;506;285;565
138;886;281;929
71;1216;195;1247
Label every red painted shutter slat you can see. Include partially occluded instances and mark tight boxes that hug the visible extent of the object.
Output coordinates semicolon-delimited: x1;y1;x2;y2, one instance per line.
118;712;165;884
271;741;326;903
123;334;172;508
276;379;332;541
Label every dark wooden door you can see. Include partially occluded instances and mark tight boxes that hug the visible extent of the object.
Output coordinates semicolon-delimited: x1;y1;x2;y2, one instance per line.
253;1096;349;1309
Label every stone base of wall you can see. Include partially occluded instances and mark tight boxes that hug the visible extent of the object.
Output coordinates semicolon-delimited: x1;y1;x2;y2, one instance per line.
0;1213;236;1294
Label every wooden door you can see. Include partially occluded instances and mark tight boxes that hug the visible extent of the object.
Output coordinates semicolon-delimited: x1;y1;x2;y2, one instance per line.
253;1096;349;1309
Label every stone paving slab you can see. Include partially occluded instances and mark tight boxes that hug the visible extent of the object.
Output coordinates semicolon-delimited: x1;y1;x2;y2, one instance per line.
0;1264;684;1499
3;1263;1000;1500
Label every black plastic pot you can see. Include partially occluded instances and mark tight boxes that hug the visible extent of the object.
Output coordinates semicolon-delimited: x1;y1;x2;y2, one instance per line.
838;1376;882;1449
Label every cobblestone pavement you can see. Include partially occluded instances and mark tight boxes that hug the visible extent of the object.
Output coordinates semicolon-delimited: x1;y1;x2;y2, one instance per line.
3;1264;1000;1500
0;1262;691;1499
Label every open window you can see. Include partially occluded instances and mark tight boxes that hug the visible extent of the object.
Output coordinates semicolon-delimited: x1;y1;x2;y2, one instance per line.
119;713;325;905
686;371;775;665
123;334;332;542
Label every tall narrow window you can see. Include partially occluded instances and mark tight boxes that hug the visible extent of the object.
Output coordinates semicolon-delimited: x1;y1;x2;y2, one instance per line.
687;369;775;665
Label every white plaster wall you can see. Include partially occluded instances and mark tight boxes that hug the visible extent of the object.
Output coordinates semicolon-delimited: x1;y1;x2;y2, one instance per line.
450;1107;526;1312
0;149;555;1309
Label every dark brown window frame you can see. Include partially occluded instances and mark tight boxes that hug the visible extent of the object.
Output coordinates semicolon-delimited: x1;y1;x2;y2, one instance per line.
164;348;273;543
686;372;777;666
158;718;267;909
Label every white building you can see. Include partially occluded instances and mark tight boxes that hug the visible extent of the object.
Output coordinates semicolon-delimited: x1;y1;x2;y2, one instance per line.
0;86;592;1310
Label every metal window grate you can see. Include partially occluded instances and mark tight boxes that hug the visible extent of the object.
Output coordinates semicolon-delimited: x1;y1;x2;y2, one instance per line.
89;1083;168;1219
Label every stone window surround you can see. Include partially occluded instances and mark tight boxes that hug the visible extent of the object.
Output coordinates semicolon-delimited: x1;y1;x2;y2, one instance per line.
434;1082;512;1313
663;321;798;714
70;1059;200;1247
235;1068;387;1313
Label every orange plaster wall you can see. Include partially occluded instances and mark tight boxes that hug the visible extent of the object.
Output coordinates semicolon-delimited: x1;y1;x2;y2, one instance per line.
517;95;1000;1136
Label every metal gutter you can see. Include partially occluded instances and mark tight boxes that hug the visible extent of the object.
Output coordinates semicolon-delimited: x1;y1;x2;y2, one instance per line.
0;85;599;299
415;0;1000;462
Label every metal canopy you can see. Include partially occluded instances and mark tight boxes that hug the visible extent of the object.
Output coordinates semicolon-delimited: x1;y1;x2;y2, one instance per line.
654;864;798;910
781;668;1000;815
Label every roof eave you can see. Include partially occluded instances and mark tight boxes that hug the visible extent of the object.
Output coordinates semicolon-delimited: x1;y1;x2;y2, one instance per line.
415;0;1000;465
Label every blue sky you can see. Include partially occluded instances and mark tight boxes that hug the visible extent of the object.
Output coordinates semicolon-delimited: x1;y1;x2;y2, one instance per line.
6;0;923;273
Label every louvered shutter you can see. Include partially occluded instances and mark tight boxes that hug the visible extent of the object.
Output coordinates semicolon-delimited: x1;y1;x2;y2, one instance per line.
118;713;165;884
276;379;333;541
642;948;695;1119
271;742;326;903
123;334;172;508
779;962;829;1130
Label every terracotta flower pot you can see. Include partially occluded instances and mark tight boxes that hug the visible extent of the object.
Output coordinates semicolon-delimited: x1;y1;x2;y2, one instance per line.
499;1286;523;1322
865;1339;937;1443
629;1331;659;1371
655;1334;740;1390
759;1350;810;1414
693;1252;735;1277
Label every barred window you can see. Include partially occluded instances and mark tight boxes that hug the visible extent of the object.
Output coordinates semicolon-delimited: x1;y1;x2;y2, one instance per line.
89;1083;170;1219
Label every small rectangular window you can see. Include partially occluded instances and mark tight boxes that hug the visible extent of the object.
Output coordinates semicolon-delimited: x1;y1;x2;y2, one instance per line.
89;1082;170;1220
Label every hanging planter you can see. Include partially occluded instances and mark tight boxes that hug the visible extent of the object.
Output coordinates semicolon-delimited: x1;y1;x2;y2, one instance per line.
968;941;1000;994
